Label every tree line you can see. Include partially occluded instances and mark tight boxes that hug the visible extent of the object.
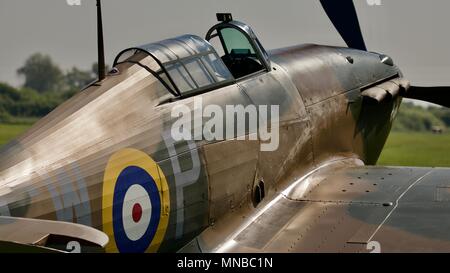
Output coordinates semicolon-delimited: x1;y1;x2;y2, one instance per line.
392;102;450;132
0;53;103;123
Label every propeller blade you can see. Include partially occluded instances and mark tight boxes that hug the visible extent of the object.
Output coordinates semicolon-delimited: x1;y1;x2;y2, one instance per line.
319;0;367;51
404;86;450;108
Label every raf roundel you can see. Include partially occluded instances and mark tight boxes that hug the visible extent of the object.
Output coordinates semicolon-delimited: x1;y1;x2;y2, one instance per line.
102;149;170;253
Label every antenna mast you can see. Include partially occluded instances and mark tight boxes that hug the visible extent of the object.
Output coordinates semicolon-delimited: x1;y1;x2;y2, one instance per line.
97;0;106;81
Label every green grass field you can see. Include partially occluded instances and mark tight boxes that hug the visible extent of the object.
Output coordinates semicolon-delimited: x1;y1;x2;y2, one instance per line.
378;132;450;167
0;124;32;147
0;123;449;167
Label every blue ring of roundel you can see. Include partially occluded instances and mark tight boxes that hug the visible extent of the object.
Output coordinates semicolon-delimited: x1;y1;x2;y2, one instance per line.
112;166;161;253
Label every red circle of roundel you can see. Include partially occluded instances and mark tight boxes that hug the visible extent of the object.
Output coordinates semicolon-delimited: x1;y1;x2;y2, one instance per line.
132;203;143;223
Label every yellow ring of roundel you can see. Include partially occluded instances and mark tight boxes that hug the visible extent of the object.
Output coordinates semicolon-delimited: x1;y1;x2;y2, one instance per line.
102;148;170;253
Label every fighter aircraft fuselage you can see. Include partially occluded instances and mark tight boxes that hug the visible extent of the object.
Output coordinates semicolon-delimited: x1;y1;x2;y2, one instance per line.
0;22;407;252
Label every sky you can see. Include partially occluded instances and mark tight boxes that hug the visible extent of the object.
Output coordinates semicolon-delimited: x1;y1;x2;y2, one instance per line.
1;0;450;90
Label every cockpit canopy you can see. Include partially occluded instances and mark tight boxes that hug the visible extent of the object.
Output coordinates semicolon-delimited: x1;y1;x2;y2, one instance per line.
114;35;234;96
113;15;270;98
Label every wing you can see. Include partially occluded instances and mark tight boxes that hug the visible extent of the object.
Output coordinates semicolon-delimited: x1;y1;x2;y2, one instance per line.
193;162;450;253
0;216;108;253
